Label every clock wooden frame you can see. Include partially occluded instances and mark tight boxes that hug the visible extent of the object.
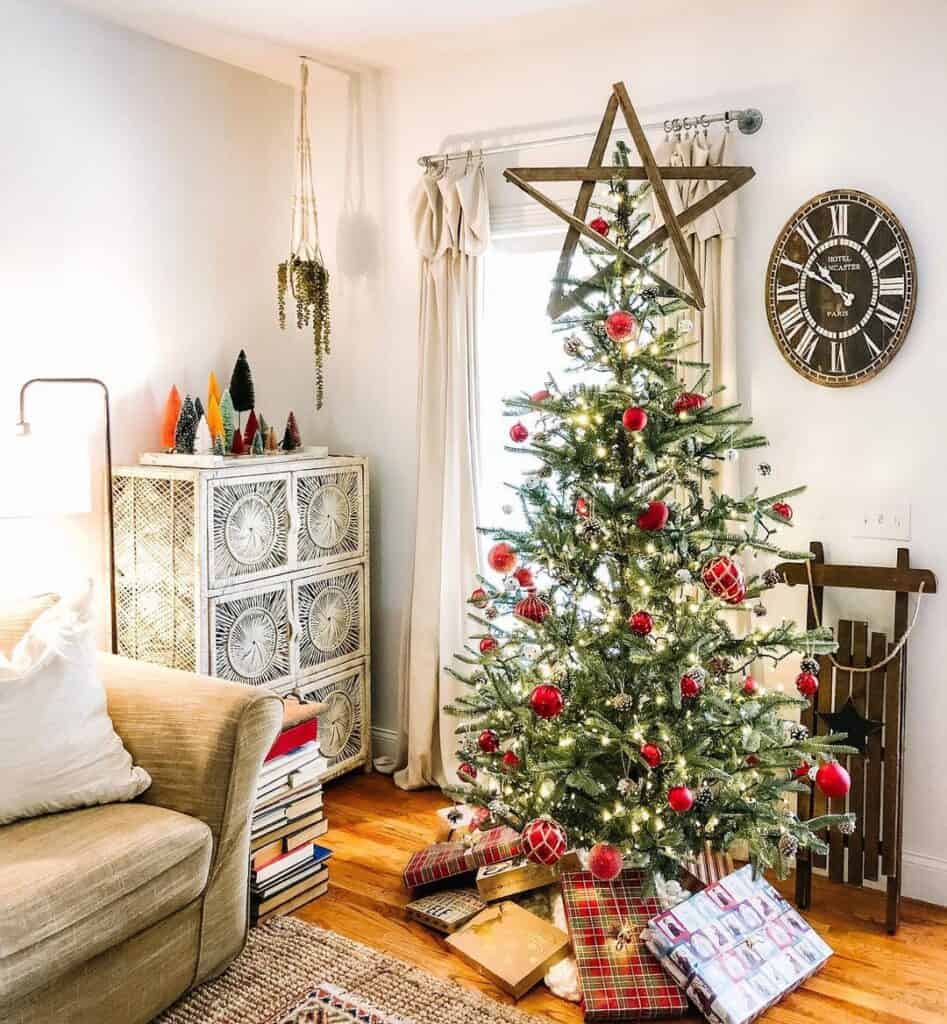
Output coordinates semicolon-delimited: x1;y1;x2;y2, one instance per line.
765;188;917;388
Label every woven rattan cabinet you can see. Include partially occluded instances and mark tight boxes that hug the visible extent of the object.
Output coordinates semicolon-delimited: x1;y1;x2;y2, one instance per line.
112;455;371;782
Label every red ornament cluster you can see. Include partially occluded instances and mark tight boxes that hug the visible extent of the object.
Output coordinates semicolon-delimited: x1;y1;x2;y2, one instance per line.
795;672;819;698
668;785;694;813
479;636;498;654
816;760;850;799
636;500;669;532
529;683;564;719
589;217;610;237
501;750;521;772
604;310;638;344
622;406;648;432
742;675;758;696
509;422;529;443
488;542;517;574
458;762;477;782
477;729;499;753
700;555;747;604
522;817;568;865
680;673;702;699
673;392;706;415
771;501;793;521
628;610;653;635
640;742;663;768
588;842;623;881
513;566;535;588
514;593;551;623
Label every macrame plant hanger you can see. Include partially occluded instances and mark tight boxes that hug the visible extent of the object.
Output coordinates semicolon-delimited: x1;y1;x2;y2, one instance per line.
278;61;332;409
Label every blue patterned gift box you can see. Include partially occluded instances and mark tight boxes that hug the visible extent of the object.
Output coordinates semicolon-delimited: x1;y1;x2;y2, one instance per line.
641;864;832;1024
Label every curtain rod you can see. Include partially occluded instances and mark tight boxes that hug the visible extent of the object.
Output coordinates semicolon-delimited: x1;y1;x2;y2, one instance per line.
417;107;763;169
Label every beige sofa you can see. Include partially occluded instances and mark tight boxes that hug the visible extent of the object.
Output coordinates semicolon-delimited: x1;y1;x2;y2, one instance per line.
0;653;283;1024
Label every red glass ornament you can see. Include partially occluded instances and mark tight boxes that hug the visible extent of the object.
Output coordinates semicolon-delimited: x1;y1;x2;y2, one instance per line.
795;671;819;698
479;636;498;654
640;742;663;768
509;421;529;443
522;817;568;865
588;842;623;881
816;760;851;799
501;750;521;772
794;761;812;780
742;675;758;696
515;593;550;623
636;500;669;532
622;406;648;431
529;683;564;719
604;310;638;343
589;217;610;237
680;673;702;699
575;496;590;519
700;556;747;604
668;786;695;813
458;762;477;781
771;501;793;521
488;542;517;574
628;610;653;635
478;729;499;753
513;566;535;589
470;587;489;608
673;392;706;414
746;754;760;767
531;389;551;403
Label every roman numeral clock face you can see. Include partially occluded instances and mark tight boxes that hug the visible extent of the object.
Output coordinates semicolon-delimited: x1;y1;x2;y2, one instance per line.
766;190;916;386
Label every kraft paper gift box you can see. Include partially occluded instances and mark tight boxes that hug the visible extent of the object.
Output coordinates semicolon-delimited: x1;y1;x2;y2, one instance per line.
642;863;833;1024
476;850;582;901
560;869;689;1021
446;900;569;998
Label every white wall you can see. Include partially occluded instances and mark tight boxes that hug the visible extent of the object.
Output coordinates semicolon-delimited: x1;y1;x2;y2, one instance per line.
315;0;947;902
0;0;300;632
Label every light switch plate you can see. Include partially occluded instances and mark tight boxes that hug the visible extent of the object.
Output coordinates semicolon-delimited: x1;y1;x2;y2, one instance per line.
853;503;911;541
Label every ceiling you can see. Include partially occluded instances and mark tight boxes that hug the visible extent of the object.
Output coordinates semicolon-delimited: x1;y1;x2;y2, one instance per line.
63;0;599;80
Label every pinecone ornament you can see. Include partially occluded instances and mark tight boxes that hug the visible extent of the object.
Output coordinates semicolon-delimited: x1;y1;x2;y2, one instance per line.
617;777;639;797
611;693;635;711
778;833;799;859
800;655;821;675
576;517;603;540
762;568;783;586
752;603;767;617
787;722;809;743
563;335;583;358
757;462;773;477
694;785;714;811
838;816;857;836
709;656;732;678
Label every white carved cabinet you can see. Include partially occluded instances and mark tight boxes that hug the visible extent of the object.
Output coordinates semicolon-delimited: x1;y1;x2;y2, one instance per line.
112;454;371;782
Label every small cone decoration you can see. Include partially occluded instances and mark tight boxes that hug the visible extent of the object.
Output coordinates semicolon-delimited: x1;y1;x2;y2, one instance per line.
229;349;255;415
230;426;246;455
206;393;224;441
259;413;269;438
282;411;302;451
194;415;213;455
251;430;264;454
219;389;236;448
265;426;278;451
207;372;221;410
160;386;182;450
243;410;259;449
194;396;205;423
212;434;225;457
174;396;198;454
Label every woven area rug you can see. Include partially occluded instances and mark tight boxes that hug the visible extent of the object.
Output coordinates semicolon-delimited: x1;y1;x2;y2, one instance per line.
158;917;540;1024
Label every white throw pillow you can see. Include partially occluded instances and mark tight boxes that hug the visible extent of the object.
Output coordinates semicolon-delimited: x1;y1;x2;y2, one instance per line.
0;583;151;825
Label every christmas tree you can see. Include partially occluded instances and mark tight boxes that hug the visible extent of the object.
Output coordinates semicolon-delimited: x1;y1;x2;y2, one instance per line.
447;152;854;885
160;386;182;450
174;395;198;454
219;389;237;448
229;349;255;417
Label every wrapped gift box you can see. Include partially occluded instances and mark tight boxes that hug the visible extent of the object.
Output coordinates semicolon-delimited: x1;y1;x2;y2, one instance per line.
642;864;833;1024
446;900;569;998
402;842;476;889
682;842;735;891
477;851;582;901
561;870;688;1021
406;888;486;933
469;826;522;867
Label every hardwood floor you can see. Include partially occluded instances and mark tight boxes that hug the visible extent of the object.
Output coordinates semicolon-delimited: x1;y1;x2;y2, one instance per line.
296;773;947;1024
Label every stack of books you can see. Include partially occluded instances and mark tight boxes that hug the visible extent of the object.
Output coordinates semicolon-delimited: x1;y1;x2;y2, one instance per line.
250;715;332;924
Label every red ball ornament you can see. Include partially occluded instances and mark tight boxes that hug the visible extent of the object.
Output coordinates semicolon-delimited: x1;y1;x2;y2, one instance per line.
628;610;653;635
575;496;590;519
680;673;702;699
501;750;521;772
636;500;669;532
531;389;551;403
479;636;498;654
604;310;638;344
458;762;477;782
816;761;851;799
529;683;564;719
746;754;760;767
700;556;747;605
742;675;759;696
794;761;812;780
478;729;500;753
488;542;517;574
673;392;706;414
795;671;819;698
622;406;648;432
640;742;663;768
588;842;623;881
470;587;489;608
514;593;551;624
771;501;793;521
513;566;535;589
668;786;695;813
589;217;610;237
522;817;568;865
509;421;529;443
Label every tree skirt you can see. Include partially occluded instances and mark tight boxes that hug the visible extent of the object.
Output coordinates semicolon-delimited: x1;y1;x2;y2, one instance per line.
158;917;542;1024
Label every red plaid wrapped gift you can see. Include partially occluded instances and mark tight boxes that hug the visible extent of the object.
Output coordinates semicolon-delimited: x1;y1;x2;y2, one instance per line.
561;869;688;1021
402;842;476;889
470;826;522;867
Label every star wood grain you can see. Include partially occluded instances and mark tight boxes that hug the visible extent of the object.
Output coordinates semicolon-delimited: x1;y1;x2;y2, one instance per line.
295;773;947;1024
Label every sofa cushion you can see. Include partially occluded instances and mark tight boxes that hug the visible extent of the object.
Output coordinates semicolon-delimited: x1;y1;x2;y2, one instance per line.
0;592;58;658
0;802;212;1004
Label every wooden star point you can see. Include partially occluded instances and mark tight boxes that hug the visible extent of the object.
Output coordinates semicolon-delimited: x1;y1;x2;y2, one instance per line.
817;697;883;755
503;81;756;319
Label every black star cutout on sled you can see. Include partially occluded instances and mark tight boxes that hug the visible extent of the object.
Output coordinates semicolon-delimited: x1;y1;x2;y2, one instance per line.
817;697;883;755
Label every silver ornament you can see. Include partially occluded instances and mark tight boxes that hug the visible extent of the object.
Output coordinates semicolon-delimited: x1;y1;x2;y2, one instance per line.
757;462;772;477
576;517;603;539
617;777;639;797
752;603;767;617
675;568;693;584
488;798;511;820
504;577;518;593
501;503;513;515
725;448;740;462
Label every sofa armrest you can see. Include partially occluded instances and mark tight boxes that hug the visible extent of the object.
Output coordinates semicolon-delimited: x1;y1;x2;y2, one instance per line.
99;654;282;979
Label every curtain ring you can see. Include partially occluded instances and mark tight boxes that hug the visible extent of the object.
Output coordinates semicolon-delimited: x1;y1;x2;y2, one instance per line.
672;118;683;141
464;148;473;173
664;118;672;140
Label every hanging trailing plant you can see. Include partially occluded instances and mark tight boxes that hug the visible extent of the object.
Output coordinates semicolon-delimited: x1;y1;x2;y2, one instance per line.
278;61;332;411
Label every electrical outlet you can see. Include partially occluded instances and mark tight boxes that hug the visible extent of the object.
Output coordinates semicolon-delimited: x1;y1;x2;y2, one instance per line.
853;503;911;541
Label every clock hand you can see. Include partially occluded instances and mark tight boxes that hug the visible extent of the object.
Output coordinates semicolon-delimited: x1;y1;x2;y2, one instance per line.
815;263;855;307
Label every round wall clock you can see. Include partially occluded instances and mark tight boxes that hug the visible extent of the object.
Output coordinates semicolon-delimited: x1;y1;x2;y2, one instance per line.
765;189;916;386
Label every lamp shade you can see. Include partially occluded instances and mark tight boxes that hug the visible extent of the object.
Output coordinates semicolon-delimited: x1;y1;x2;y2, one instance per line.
0;431;92;519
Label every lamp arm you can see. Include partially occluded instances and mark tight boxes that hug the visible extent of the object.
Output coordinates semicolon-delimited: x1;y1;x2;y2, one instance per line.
16;377;116;654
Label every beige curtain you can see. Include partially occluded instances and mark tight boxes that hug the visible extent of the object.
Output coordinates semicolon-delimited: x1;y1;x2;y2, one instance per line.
395;162;490;790
651;129;740;494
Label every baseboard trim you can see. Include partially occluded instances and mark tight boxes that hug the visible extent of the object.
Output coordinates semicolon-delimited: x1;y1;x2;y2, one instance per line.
371;726;400;763
902;849;947;907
